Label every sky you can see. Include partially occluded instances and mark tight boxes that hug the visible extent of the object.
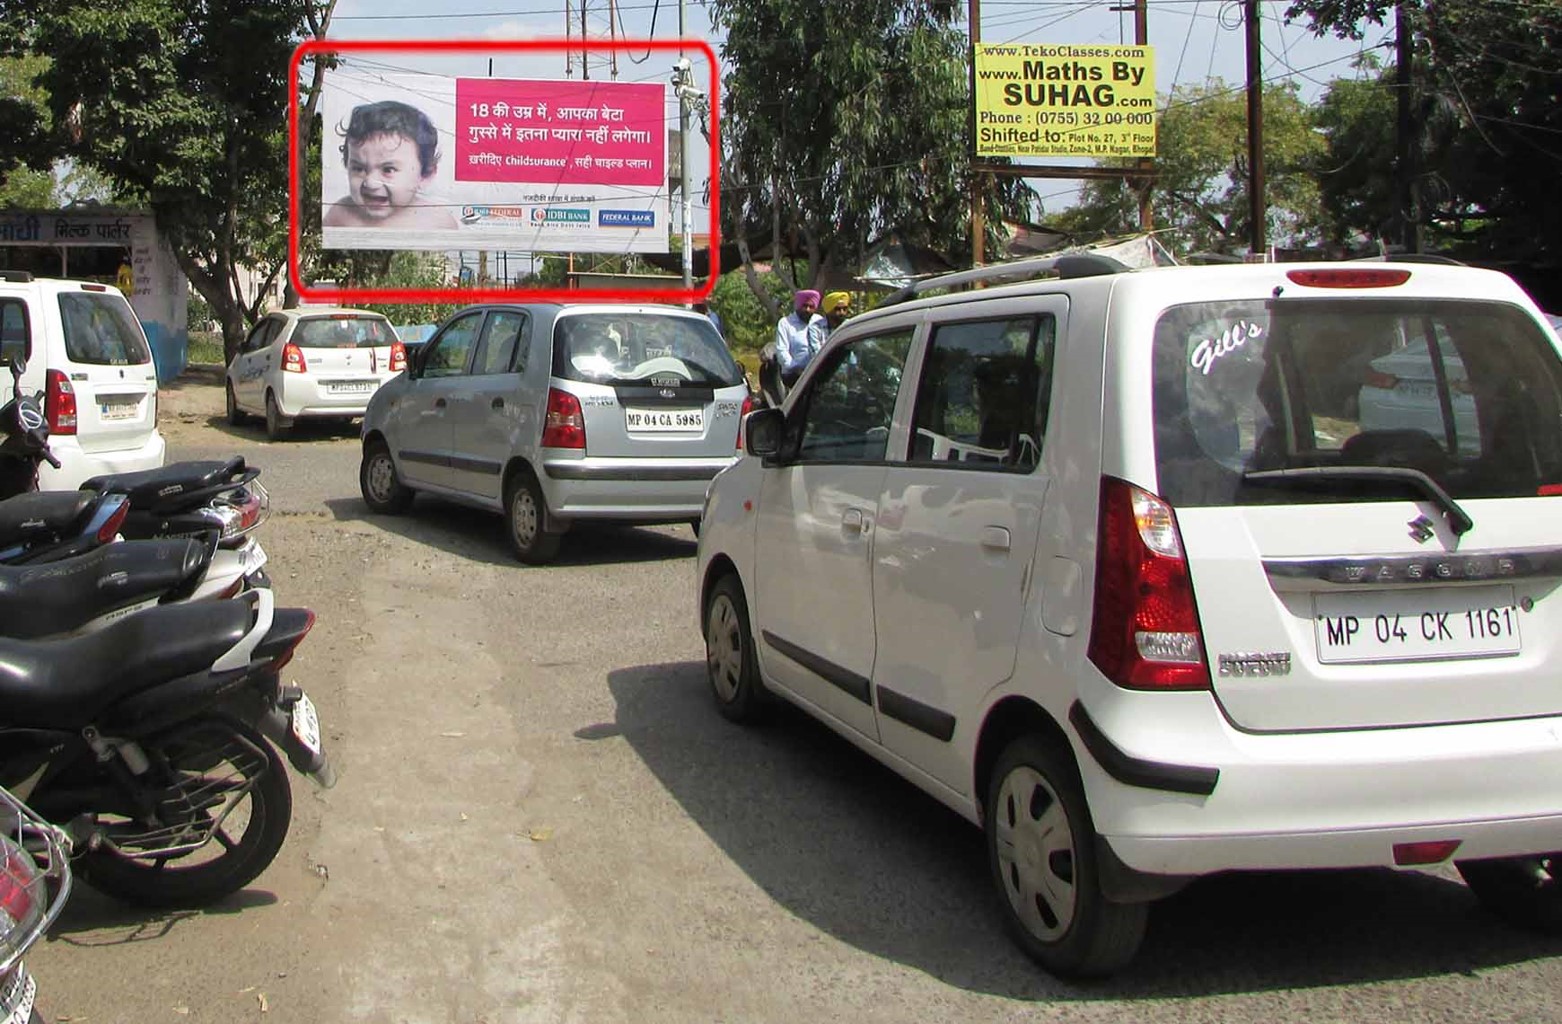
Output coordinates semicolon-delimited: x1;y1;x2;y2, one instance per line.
323;0;1387;219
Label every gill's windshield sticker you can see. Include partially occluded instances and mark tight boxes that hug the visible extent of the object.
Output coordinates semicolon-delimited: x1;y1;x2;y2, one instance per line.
1190;320;1264;376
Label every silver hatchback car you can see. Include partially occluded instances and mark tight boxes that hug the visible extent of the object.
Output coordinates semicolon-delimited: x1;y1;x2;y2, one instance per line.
359;303;751;563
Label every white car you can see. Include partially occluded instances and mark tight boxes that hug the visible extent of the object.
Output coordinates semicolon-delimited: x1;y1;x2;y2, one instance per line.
0;271;166;488
698;257;1562;977
226;307;404;440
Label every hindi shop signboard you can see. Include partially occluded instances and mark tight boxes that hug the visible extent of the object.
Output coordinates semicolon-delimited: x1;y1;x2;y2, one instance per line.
972;44;1156;159
320;71;670;253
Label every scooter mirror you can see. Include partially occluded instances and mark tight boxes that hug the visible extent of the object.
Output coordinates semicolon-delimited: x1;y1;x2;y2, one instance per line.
1;344;25;378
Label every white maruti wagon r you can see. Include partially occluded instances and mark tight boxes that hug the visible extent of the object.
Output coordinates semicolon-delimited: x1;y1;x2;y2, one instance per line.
697;255;1562;978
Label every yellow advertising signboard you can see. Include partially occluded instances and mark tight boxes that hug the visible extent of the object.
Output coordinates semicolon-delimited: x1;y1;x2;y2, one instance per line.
973;44;1156;159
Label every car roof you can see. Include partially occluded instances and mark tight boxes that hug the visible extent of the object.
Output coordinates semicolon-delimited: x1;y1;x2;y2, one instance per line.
847;259;1534;331
278;306;391;320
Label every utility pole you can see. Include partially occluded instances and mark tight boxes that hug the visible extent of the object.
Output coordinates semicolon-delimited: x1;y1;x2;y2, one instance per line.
968;0;985;266
676;0;694;293
1395;0;1420;253
1134;0;1152;231
1244;0;1266;255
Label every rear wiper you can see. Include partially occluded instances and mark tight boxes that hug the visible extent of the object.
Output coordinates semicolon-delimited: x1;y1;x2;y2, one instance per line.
1242;466;1474;537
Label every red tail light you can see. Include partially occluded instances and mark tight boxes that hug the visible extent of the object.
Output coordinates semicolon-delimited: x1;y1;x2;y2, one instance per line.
1286;268;1411;289
281;342;307;373
389;341;406;373
45;369;77;435
96;498;129;544
737;395;754;450
1086;478;1209;690
270;609;316;673
1363;369;1399;390
541;388;586;449
0;841;37;926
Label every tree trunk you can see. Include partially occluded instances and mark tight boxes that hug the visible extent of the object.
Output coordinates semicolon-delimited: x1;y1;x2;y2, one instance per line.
175;251;248;364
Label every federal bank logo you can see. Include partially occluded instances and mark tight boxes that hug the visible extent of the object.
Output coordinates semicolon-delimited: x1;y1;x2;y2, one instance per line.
529;207;591;225
599;209;656;228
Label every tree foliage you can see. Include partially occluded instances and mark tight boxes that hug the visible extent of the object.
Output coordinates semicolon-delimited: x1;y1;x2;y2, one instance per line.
1052;80;1326;256
708;0;1032;317
5;0;330;361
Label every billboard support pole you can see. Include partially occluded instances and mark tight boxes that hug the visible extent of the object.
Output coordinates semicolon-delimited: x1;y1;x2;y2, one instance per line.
677;0;694;295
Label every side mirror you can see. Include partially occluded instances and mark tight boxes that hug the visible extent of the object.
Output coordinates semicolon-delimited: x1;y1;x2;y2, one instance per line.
745;407;785;459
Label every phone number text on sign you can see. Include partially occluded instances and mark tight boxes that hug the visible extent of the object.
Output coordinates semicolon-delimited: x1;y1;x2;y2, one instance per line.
454;78;666;187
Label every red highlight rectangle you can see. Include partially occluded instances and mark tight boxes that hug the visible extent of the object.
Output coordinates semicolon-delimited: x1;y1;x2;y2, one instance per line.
288;38;720;306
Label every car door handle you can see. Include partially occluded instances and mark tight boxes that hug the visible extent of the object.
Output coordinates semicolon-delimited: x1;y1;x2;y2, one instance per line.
491;397;505;410
842;508;870;535
980;526;1012;552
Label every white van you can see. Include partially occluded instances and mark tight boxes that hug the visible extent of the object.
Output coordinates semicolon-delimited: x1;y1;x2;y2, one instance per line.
0;272;166;489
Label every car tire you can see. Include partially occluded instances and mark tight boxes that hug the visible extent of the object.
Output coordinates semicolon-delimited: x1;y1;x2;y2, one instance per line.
1457;853;1562;933
225;382;247;426
265;392;291;441
359;440;414;515
504;470;562;565
985;734;1148;979
704;573;770;724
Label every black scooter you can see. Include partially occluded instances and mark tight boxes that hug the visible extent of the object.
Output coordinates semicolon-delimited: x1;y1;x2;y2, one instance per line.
0;588;334;907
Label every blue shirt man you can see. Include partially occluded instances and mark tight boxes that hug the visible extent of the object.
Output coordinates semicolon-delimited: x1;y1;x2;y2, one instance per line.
775;290;824;384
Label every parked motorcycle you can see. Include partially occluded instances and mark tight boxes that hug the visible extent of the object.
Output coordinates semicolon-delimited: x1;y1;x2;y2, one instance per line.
0;353;268;595
0;537;215;639
0;782;73;1024
0;588;333;908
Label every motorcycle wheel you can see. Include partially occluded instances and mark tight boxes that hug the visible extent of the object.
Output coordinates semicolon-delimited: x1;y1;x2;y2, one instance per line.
78;717;293;908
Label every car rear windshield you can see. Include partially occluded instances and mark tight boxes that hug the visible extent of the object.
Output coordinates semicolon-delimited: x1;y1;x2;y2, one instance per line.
552;313;745;388
1152;298;1562;506
293;316;396;349
57;291;151;366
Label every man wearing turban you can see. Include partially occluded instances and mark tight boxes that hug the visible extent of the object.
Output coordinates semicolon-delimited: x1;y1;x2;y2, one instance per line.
774;289;825;388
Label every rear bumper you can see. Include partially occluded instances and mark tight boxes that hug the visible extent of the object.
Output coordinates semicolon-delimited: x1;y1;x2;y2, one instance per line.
39;432;167;491
1071;690;1562;876
540;456;733;520
277;375;391;418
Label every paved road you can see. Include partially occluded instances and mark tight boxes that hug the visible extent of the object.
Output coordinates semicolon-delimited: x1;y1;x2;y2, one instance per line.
23;380;1562;1023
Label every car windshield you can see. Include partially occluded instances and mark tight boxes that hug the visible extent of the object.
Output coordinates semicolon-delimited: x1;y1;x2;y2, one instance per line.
1152;298;1562;505
294;315;396;349
57;291;152;365
552;312;744;388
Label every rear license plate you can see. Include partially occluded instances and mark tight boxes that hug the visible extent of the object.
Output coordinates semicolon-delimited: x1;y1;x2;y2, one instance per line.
329;381;374;395
99;398;139;421
241;539;267;574
1314;585;1522;664
0;967;36;1024
291;692;322;758
625;407;703;432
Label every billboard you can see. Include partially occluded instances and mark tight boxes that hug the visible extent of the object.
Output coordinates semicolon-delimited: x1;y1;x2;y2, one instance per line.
320;70;670;253
973;44;1156;159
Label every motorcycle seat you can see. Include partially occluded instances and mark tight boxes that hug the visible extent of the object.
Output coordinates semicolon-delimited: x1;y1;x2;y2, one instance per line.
0;599;254;730
0;491;97;549
81;457;249;511
0;538;213;640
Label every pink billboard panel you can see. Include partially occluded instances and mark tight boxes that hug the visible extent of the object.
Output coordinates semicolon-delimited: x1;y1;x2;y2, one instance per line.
455;78;665;188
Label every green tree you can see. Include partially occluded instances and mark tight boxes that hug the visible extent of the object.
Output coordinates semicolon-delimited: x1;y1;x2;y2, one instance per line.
1053;80;1327;257
1309;56;1399;245
11;0;329;362
0;55;55;205
708;0;1032;319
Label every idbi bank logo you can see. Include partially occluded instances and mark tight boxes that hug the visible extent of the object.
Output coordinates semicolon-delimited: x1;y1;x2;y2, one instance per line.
599;209;656;228
530;207;591;224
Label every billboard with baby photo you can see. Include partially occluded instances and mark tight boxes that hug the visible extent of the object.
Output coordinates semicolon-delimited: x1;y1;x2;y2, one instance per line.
319;68;670;254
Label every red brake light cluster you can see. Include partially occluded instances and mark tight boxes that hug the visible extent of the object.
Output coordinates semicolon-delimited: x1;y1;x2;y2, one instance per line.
737;395;754;450
1086;478;1210;690
281;342;307;373
0;840;37;926
541;388;586;449
389;341;407;373
45;369;77;435
1286;268;1411;289
96;499;130;544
